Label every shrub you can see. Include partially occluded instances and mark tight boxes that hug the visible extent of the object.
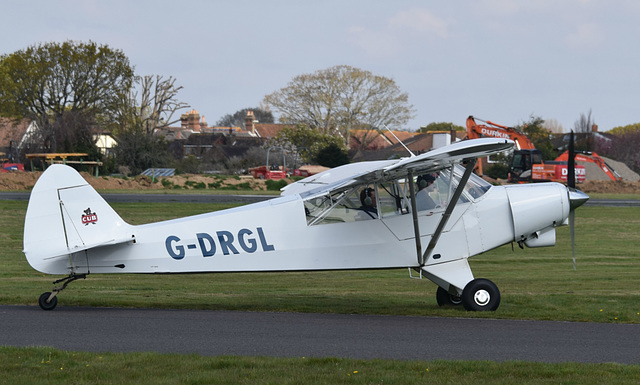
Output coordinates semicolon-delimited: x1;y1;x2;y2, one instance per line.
265;179;288;191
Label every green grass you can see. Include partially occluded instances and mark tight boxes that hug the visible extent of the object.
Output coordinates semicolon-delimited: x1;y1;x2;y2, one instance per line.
2;346;639;385
1;201;639;323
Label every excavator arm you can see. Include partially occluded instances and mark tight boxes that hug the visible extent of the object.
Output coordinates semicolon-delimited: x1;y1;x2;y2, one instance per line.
555;151;621;181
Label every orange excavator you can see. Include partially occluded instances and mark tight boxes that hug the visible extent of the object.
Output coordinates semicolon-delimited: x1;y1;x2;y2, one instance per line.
465;116;619;183
465;116;540;178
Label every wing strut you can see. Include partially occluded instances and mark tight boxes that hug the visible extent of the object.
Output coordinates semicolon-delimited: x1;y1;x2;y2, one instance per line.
407;169;423;265
419;159;477;266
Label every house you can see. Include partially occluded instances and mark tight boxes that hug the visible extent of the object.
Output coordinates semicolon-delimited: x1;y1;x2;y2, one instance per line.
351;130;466;162
94;133;117;157
0;117;39;161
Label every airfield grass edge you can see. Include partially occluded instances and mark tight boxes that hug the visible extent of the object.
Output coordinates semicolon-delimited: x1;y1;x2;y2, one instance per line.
2;346;639;385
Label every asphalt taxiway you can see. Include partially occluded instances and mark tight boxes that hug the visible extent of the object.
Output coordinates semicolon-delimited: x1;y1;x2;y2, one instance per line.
2;305;639;364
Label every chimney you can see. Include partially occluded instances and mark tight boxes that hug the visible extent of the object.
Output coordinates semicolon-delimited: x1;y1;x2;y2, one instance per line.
592;124;598;132
245;110;256;134
181;109;201;131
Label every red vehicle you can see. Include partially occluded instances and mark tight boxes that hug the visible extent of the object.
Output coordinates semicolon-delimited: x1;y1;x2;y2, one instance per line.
1;152;24;172
249;146;287;180
249;165;286;180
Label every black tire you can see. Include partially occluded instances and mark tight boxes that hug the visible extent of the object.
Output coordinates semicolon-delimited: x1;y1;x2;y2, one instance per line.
436;286;462;307
461;279;500;311
38;292;58;311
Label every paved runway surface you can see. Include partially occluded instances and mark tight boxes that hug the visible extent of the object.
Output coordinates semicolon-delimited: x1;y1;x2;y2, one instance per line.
2;305;639;364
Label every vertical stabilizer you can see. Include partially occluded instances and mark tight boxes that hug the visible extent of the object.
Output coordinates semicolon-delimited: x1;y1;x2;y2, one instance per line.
23;165;132;274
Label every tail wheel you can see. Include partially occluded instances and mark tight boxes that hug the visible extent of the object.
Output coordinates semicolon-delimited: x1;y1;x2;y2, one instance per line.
38;292;58;311
436;286;462;307
461;278;500;311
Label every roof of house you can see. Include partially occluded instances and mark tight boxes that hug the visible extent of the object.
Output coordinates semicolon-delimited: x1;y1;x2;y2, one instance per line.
253;123;289;138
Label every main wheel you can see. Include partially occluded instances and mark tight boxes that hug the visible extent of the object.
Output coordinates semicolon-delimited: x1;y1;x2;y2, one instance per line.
436;286;462;307
461;279;500;311
38;292;58;311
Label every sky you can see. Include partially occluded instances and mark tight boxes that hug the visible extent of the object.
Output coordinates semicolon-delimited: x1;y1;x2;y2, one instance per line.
2;0;639;132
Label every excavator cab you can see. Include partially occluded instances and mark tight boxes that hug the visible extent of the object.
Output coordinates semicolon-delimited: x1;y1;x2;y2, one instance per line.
509;149;543;183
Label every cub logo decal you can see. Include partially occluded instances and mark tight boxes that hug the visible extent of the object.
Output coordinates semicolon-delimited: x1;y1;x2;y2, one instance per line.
81;208;98;225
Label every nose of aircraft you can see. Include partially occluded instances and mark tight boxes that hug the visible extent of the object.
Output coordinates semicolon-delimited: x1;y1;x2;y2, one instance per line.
568;188;589;210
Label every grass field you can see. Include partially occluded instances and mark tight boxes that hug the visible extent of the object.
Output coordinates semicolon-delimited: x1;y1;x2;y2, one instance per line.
2;200;638;323
2;199;639;383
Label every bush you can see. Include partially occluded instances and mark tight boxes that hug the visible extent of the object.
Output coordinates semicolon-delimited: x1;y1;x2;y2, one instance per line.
265;179;288;191
161;179;174;189
484;163;510;180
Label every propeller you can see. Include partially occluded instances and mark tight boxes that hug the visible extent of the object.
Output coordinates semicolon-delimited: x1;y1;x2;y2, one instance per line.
568;187;589;269
566;130;589;270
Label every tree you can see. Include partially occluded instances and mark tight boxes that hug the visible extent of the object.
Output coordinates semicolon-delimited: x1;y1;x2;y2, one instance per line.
596;129;640;174
113;129;170;175
609;123;640;136
216;107;274;128
272;125;345;164
263;65;415;146
114;75;189;136
0;40;134;153
113;75;189;174
542;118;564;134
313;142;349;168
573;109;596;151
516;115;555;160
418;122;464;133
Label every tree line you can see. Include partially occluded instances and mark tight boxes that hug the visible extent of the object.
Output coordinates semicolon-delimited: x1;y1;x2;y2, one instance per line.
1;41;637;175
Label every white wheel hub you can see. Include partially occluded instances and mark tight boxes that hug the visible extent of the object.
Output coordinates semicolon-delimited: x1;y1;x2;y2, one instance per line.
473;289;491;306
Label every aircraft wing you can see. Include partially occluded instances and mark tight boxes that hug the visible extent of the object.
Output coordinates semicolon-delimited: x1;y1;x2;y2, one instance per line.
281;138;514;198
382;138;514;179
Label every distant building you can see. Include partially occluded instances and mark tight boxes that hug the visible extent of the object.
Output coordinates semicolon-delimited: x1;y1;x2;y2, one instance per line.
94;133;118;157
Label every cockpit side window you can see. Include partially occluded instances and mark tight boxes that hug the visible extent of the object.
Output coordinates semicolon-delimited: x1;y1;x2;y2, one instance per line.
303;184;380;225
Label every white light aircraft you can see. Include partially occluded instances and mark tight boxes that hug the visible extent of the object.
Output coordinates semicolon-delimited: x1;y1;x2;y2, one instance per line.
23;138;589;311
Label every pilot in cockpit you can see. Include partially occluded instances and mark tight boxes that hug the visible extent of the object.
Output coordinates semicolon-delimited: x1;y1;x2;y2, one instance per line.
416;174;437;211
357;187;378;220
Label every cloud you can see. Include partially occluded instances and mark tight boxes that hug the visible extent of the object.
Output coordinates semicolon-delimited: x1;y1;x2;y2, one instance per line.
348;7;451;57
388;8;451;39
564;23;605;50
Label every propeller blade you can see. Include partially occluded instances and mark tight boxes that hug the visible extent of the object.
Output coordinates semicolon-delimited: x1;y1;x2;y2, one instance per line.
567;187;589;270
570;209;576;270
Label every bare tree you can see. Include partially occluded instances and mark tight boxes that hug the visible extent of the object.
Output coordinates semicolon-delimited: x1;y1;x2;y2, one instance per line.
117;75;189;135
542;118;564;134
573;109;596;150
263;65;415;146
574;109;595;133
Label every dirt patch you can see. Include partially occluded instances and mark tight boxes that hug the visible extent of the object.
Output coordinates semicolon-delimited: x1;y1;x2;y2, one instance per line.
2;169;639;195
0;171;279;191
579;180;640;195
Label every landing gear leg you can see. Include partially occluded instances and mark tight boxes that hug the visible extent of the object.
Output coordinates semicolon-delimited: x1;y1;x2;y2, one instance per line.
436;286;462;307
38;273;87;311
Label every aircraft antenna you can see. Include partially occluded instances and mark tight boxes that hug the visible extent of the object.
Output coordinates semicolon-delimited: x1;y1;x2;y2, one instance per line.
385;126;415;157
